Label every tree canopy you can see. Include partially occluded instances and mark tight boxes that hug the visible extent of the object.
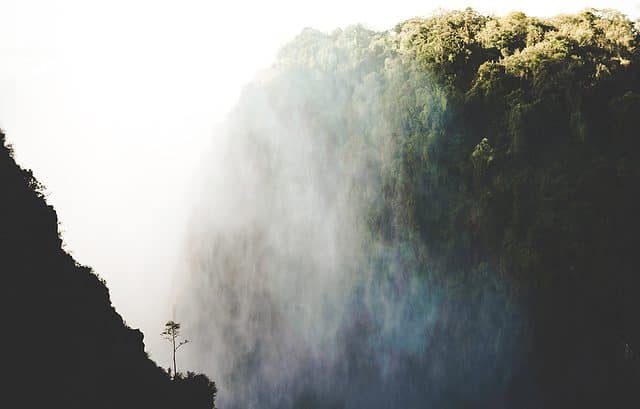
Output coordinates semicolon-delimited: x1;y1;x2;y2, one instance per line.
186;8;640;408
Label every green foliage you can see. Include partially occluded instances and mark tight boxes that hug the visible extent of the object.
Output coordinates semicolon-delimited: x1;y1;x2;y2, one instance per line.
262;8;640;405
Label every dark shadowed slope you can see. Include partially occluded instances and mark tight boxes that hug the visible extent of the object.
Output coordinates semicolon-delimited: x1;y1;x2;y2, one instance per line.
1;130;216;409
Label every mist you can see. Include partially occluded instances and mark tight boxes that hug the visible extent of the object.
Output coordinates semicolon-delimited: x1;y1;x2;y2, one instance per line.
176;27;525;408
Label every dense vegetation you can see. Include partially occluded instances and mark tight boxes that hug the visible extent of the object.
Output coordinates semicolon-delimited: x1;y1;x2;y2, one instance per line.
1;131;216;408
186;8;640;409
382;9;640;407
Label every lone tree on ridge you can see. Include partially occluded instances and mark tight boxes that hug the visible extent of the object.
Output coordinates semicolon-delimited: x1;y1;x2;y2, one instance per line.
162;320;189;378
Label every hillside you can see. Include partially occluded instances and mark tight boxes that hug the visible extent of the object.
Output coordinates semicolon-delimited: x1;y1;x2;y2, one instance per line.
1;131;216;408
182;9;640;409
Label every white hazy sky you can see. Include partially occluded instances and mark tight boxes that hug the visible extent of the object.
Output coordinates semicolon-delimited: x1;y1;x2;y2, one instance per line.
1;0;638;365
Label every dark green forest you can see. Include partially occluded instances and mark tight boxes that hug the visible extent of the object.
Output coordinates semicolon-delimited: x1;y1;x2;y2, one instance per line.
341;8;640;407
4;7;640;409
378;8;640;407
1;130;216;408
185;8;640;409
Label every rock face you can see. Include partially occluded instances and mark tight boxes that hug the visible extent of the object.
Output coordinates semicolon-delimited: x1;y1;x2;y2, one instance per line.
1;131;216;409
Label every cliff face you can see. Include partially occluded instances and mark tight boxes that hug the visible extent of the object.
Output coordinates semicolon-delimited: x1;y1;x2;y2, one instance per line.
1;131;215;409
182;10;640;409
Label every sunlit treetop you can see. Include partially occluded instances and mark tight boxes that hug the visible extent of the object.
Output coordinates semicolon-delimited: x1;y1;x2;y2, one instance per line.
393;8;639;91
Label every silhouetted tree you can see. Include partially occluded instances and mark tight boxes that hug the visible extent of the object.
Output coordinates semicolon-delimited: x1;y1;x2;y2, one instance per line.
162;320;189;379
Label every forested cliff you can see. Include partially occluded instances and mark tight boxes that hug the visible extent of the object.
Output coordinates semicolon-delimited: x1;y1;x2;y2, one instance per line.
183;9;640;409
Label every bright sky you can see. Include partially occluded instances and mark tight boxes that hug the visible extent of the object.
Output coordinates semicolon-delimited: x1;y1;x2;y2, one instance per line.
1;0;638;365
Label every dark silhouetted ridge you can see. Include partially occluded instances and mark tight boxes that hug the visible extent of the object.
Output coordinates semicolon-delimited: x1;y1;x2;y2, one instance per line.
1;130;216;409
